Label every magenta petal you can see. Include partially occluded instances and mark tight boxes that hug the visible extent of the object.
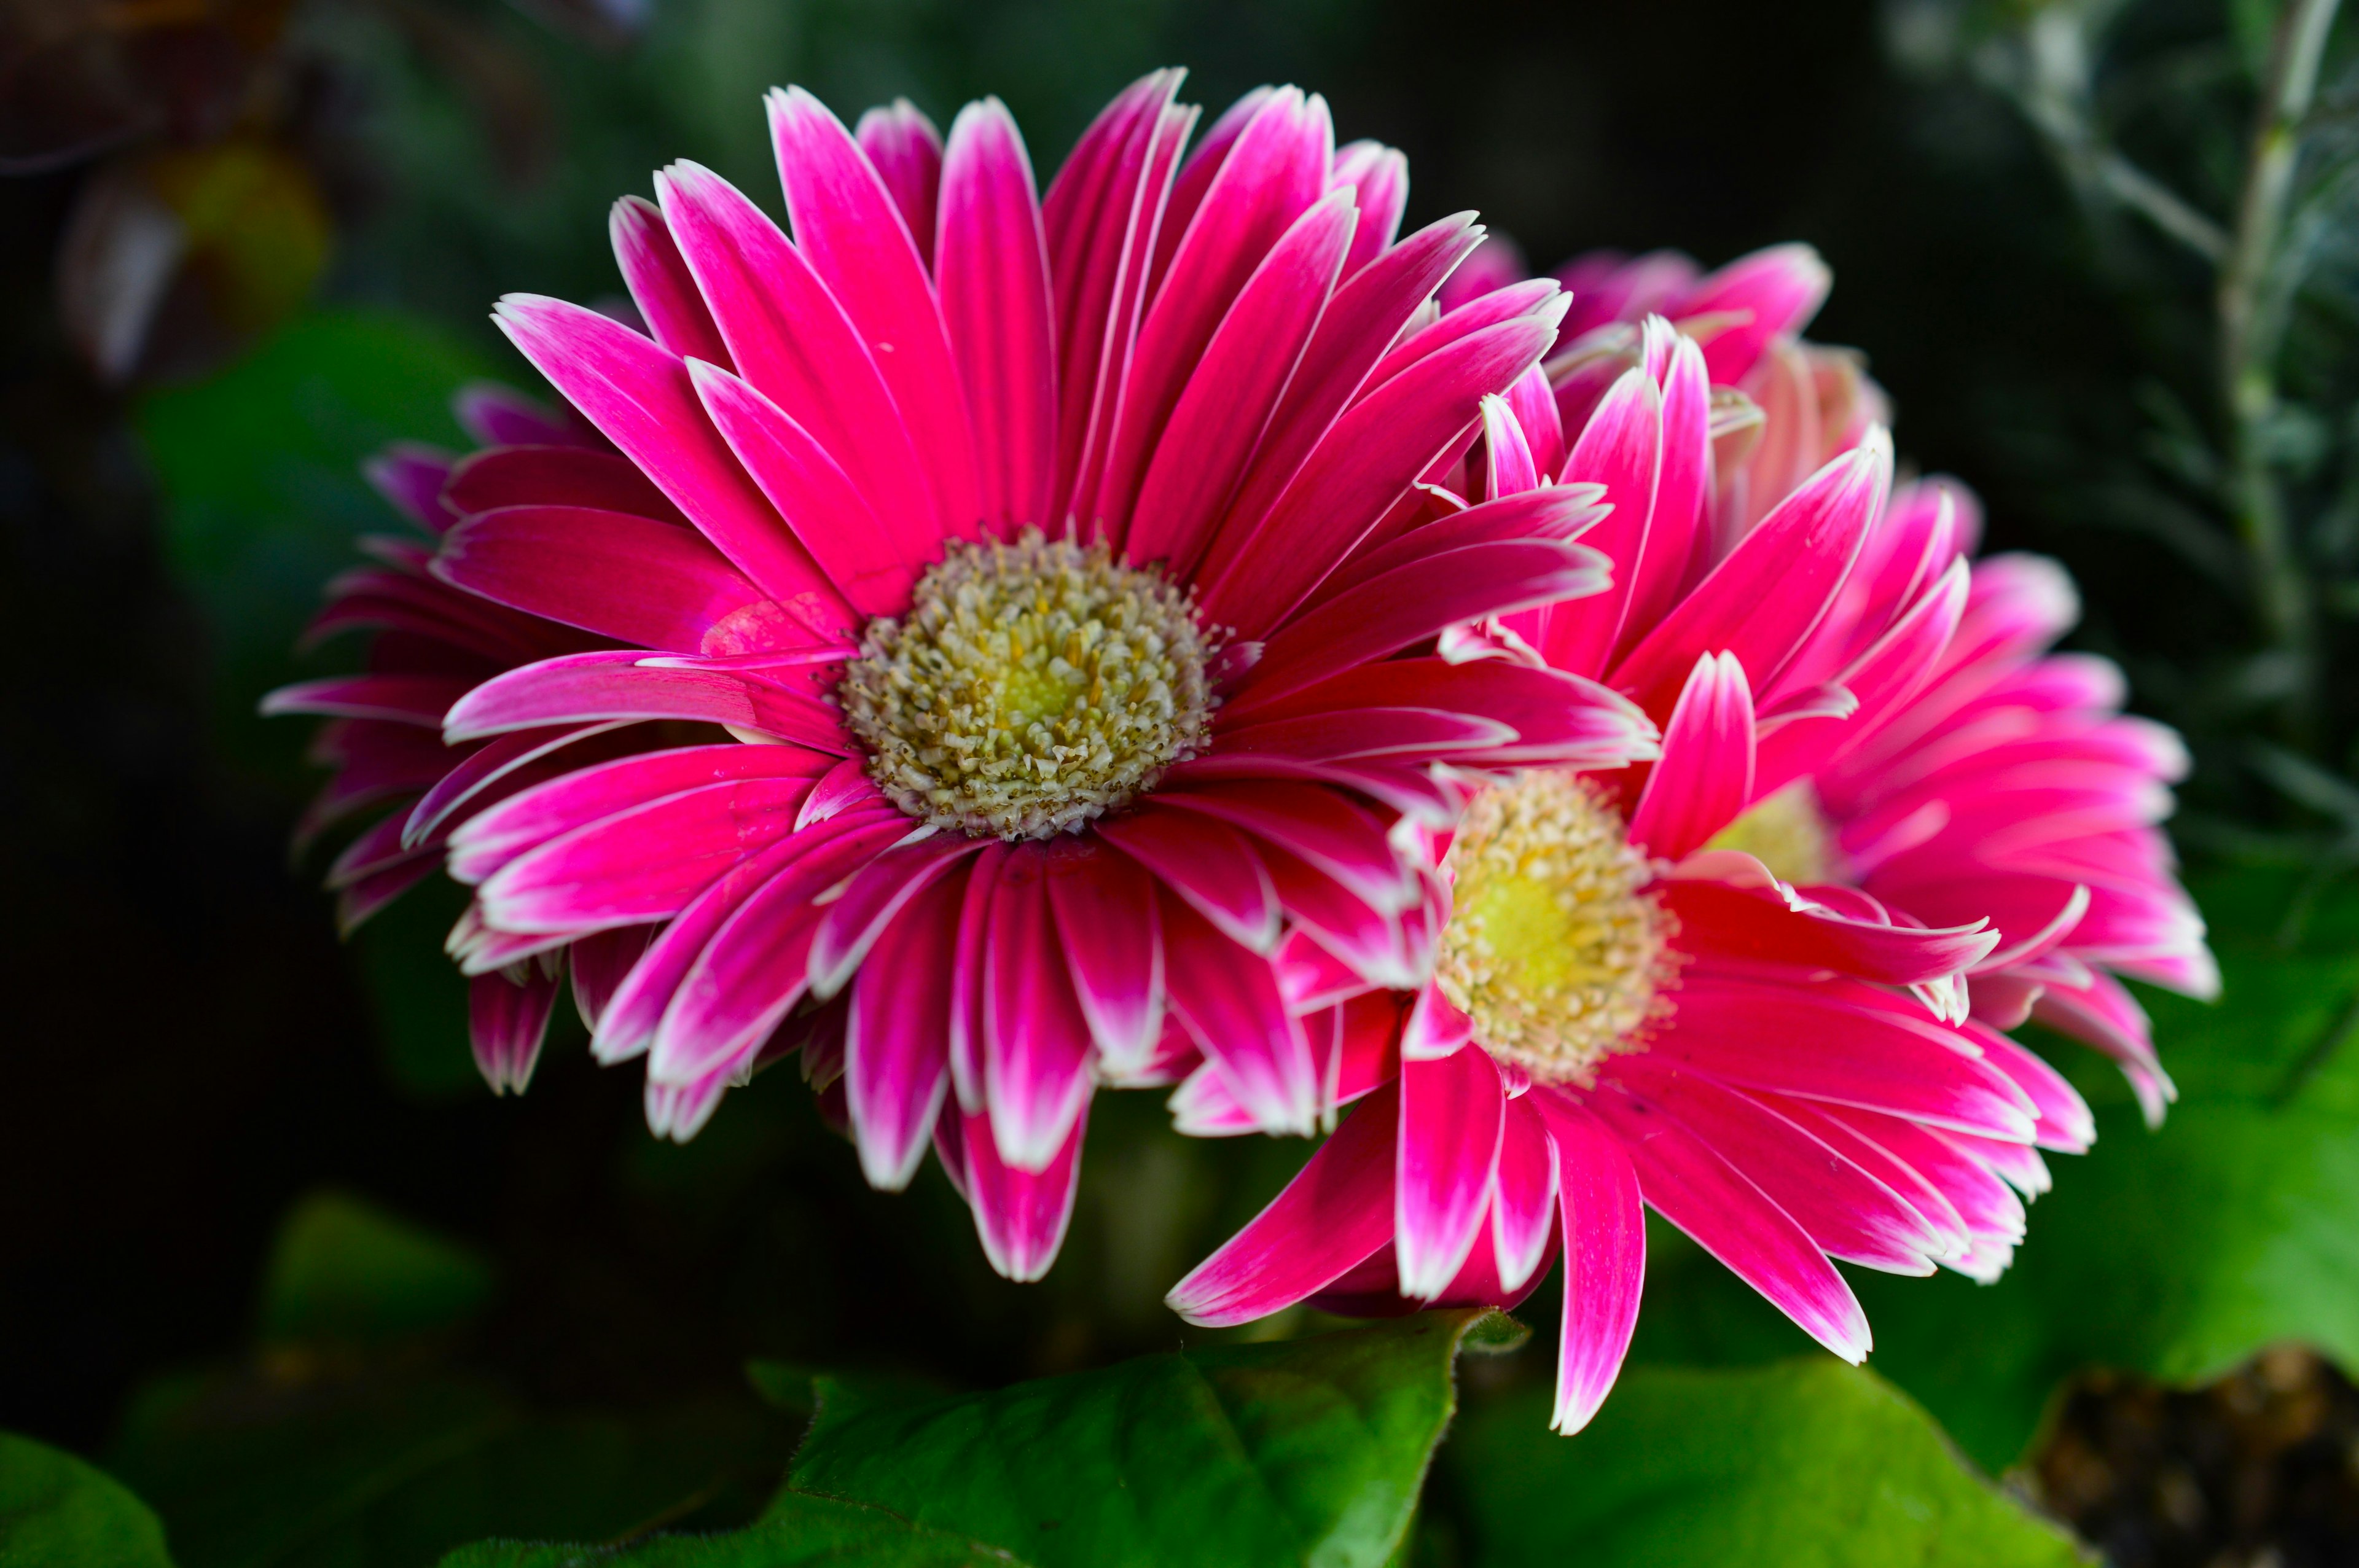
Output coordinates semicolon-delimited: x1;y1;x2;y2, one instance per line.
1124;189;1356;572
1046;842;1165;1077
1677;242;1831;384
444;445;687;527
362;443;457;530
1095;805;1280;951
947;841;1009;1114
444;651;848;752
435;504;784;653
1396;1040;1506;1299
1479;390;1541;500
490;295;853;638
1612;327;1711;661
845;871;961;1190
648;810;913;1083
1490;1094;1559;1293
937;96;1058;535
1214;212;1484;548
767;87;981;528
654;160;950;559
1616;1059;1946;1274
689;359;918;617
1159;890;1320;1136
1611;431;1891;720
1586;1080;1870;1363
592;832;808;1061
1661;878;1997;987
1156;779;1414;916
453;382;593;451
471;967;562;1096
1532;1091;1645;1434
983;846;1097;1169
1329;138;1407;275
1653;973;2040;1140
262;673;469;727
570;922;654;1035
807;831;982;997
958;1096;1089;1282
1202;301;1568;638
1966;1024;2096;1152
1627;651;1755;861
403;721;617;851
610;195;733;369
855;98;944;269
1167;1080;1401;1325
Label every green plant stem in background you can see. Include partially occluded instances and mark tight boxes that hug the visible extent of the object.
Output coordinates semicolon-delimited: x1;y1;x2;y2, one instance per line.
2222;0;2345;749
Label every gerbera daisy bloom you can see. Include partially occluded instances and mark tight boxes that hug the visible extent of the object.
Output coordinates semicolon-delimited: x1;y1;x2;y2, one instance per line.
1172;309;2205;1432
261;383;670;1094
428;71;1656;1278
1445;240;2210;1099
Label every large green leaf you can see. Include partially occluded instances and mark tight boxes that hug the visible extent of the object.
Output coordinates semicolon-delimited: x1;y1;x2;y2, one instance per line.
0;1430;174;1567
441;1491;1024;1567
1442;1362;2084;1567
1622;864;2359;1472
783;1309;1523;1568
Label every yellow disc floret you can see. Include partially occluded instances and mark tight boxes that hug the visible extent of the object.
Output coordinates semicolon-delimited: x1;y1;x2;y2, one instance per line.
840;528;1217;840
1437;770;1671;1083
1704;779;1842;886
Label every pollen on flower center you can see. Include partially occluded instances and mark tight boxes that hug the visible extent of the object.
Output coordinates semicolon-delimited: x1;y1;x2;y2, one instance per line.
1704;780;1842;885
839;528;1218;841
1436;770;1670;1083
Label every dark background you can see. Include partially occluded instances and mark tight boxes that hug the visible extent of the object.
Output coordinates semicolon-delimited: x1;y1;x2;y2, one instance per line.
0;0;2230;1455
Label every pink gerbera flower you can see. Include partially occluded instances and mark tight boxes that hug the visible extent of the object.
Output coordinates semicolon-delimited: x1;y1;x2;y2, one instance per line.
1451;238;2212;1096
1171;299;2207;1432
262;383;669;1093
427;72;1657;1278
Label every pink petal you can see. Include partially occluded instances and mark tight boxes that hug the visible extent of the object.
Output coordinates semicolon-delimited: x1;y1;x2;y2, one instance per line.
937;96;1057;535
1124;188;1355;573
491;295;853;638
610;195;732;368
442;650;848;752
1614;327;1712;657
443;445;687;527
471;967;562;1096
1525;367;1662;677
1154;779;1415;915
806;830;982;996
1652;973;2039;1140
1626;651;1754;860
845;870;962;1190
434;504;788;653
1329;138;1407;276
957;1098;1089;1282
1167;1080;1400;1325
1532;1091;1646;1434
688;360;918;617
1094;805;1280;951
1966;1024;2096;1152
1676;243;1831;385
1611;431;1892;721
983;846;1097;1169
947;842;1009;1114
1585;1081;1870;1362
260;673;467;727
854;98;942;269
767;85;982;529
1159;889;1320;1136
1661;877;1997;986
453;383;593;450
1396;1040;1507;1298
1045;842;1165;1077
1490;1093;1559;1293
569;922;653;1036
1200;302;1568;638
403;721;618;851
363;444;456;529
653;161;949;560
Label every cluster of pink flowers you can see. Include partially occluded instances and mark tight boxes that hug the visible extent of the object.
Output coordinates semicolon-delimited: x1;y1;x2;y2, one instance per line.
272;71;2210;1429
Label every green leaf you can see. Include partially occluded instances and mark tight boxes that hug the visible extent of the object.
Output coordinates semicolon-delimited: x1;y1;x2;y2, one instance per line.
1624;864;2359;1473
260;1190;495;1345
0;1430;174;1567
1442;1362;2084;1567
439;1491;1026;1567
786;1309;1519;1568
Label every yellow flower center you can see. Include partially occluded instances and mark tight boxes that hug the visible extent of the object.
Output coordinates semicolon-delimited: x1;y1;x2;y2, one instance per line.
1704;780;1842;885
1436;771;1670;1083
839;529;1217;840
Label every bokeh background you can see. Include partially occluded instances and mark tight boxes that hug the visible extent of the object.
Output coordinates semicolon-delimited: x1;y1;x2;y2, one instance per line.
7;1;2359;1563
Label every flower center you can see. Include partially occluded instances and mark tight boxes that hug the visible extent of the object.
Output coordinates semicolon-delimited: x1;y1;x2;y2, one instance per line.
839;529;1217;840
1436;770;1670;1083
1704;780;1842;885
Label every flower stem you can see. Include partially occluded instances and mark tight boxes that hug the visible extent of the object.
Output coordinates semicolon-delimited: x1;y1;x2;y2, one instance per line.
2221;0;2342;748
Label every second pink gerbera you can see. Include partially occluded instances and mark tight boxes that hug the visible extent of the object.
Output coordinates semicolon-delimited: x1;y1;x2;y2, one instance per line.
431;72;1656;1278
